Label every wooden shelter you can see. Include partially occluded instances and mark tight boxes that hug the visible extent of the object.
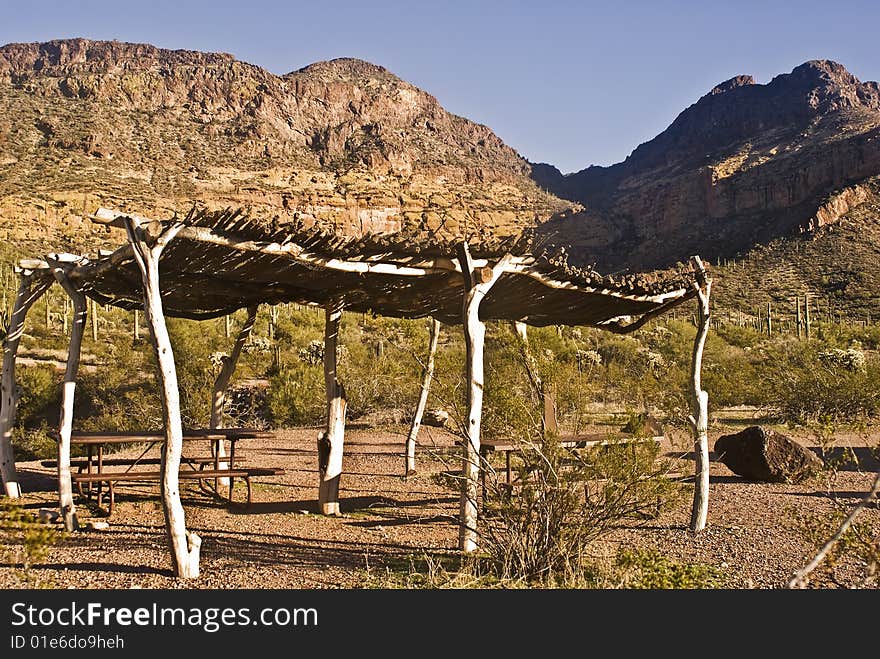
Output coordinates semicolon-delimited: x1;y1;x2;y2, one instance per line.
0;206;712;576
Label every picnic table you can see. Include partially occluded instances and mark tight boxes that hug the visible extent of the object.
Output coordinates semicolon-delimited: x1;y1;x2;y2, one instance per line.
479;431;664;496
52;428;281;514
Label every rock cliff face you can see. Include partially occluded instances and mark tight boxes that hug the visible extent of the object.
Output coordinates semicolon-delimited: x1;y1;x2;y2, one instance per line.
535;60;880;270
0;38;566;254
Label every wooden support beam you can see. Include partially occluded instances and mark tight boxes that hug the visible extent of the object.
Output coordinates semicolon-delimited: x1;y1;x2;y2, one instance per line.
211;305;259;487
688;256;712;533
405;317;440;476
0;274;52;497
48;259;84;532
122;217;200;578
318;297;346;516
456;244;513;553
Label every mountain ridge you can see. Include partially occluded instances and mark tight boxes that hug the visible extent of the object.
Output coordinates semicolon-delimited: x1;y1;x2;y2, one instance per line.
532;59;880;275
0;38;566;255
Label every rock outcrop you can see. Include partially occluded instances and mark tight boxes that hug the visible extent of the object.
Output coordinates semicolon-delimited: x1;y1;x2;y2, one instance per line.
0;38;567;254
713;426;823;483
535;60;880;271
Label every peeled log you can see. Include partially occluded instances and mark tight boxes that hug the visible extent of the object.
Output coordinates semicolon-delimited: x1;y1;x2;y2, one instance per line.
405;317;440;476
124;219;200;578
457;245;513;552
688;256;712;533
319;300;346;516
0;275;52;497
49;261;85;532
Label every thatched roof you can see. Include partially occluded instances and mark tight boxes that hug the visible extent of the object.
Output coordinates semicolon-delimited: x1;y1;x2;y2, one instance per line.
21;207;706;329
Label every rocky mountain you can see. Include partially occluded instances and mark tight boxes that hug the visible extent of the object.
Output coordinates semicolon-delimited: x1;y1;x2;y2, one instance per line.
534;60;880;277
0;38;566;255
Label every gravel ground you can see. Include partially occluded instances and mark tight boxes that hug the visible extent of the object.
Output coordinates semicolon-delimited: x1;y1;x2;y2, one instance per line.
1;418;878;589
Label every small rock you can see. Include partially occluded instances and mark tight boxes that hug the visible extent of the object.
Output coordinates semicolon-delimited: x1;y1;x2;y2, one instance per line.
423;408;449;428
85;521;111;531
38;508;60;523
714;426;823;483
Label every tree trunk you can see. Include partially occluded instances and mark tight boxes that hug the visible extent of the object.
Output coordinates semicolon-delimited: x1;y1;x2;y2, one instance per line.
405;317;440;476
457;245;513;552
49;263;85;532
319;299;346;515
210;305;258;486
688;256;712;533
124;219;200;578
0;274;52;497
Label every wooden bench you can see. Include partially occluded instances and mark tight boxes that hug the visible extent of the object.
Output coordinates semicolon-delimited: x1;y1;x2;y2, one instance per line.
71;467;284;515
41;456;247;469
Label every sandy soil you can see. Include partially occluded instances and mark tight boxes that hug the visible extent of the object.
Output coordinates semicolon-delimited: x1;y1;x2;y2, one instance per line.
1;414;878;589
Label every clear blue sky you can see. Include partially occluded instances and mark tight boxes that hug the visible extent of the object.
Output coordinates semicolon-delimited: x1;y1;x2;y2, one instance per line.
2;0;878;173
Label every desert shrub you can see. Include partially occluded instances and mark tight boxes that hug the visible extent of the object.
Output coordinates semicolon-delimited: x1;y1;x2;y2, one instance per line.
0;498;60;573
266;363;325;426
167;319;226;427
771;353;880;425
612;548;725;589
478;437;681;585
817;347;866;372
792;505;879;588
14;364;59;427
340;332;421;419
76;337;162;431
12;423;57;461
715;323;766;349
814;322;880;350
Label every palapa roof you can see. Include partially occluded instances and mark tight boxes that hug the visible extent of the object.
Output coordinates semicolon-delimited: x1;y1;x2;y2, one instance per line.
21;207;707;330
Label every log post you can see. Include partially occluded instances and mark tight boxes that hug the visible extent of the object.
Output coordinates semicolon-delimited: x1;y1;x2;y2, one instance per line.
0;273;52;497
457;244;513;552
688;256;712;533
210;305;259;486
766;302;772;337
122;216;200;578
405;317;440;476
48;259;85;532
796;297;802;340
319;297;346;515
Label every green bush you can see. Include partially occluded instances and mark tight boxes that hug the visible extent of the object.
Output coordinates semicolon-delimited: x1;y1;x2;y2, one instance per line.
266;363;325;426
613;548;725;589
76;338;162;431
771;353;880;425
0;497;60;573
15;364;59;428
479;438;682;586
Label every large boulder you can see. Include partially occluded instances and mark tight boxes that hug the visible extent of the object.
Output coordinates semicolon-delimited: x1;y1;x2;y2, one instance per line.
713;426;823;483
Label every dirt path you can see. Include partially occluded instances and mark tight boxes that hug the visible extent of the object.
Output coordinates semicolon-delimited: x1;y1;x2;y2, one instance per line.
1;419;878;589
